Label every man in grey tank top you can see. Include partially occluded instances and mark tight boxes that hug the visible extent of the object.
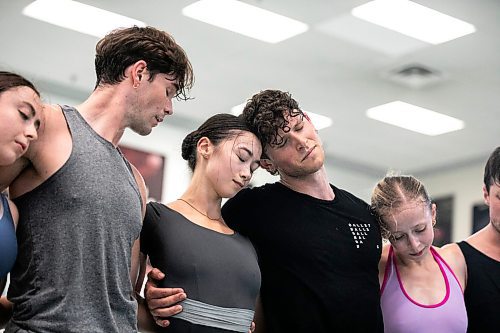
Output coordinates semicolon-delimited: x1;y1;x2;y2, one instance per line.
0;26;194;333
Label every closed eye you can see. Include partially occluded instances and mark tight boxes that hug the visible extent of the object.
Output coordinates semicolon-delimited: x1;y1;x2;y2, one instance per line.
276;138;288;148
415;226;426;233
18;110;29;120
392;234;405;241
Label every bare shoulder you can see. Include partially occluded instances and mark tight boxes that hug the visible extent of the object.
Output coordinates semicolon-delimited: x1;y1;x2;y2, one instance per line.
7;198;19;228
130;163;147;217
438;243;466;267
28;104;67;152
130;163;147;197
10;105;73;198
437;243;467;288
439;242;463;258
0;104;65;192
0;157;30;191
380;242;391;261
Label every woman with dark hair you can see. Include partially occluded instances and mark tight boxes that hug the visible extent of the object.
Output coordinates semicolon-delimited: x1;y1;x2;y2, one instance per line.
0;71;41;167
136;113;262;333
0;71;42;326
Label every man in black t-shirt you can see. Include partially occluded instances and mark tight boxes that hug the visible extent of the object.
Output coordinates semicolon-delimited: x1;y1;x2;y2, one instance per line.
145;90;384;332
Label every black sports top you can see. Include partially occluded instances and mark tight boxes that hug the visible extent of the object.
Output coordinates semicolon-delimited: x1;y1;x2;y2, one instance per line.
458;241;500;333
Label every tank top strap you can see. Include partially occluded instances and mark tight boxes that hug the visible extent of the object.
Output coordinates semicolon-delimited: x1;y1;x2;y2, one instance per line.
0;192;9;218
0;192;17;278
0;192;13;223
59;105;137;185
431;247;464;292
60;105;111;146
380;245;395;294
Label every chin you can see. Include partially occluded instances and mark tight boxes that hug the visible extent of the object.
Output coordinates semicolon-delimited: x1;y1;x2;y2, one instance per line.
223;188;242;199
226;191;239;199
132;126;153;136
0;152;17;167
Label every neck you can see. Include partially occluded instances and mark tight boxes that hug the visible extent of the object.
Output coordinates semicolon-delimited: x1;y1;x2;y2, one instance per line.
279;166;334;200
180;177;223;220
76;85;128;146
477;223;500;250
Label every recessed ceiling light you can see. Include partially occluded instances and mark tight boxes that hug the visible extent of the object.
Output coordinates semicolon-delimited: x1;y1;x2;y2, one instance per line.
182;0;308;43
231;103;332;130
366;101;465;136
23;0;145;38
352;0;475;44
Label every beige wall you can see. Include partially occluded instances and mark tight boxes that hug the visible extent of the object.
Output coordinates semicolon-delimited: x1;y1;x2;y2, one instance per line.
416;162;486;241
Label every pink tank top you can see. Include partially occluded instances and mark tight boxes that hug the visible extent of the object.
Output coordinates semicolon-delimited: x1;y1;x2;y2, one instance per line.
380;246;468;333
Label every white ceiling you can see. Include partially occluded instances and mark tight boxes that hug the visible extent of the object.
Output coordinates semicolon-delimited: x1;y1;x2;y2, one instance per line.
1;0;498;176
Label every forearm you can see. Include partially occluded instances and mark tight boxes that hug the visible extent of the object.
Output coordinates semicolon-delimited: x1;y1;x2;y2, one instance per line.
253;294;266;333
137;294;159;333
0;296;13;329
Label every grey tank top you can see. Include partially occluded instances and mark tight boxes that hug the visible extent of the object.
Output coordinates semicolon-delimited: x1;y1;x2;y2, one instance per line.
7;105;142;333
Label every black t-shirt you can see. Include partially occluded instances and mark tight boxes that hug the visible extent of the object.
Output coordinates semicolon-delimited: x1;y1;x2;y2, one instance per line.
222;182;384;333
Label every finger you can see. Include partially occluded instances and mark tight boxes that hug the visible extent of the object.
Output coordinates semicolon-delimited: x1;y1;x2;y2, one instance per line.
148;292;186;312
154;316;171;328
151;303;184;318
147;268;165;281
145;284;185;300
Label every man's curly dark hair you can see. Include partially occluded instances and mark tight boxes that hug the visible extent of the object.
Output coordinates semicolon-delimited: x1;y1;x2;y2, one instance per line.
242;90;303;158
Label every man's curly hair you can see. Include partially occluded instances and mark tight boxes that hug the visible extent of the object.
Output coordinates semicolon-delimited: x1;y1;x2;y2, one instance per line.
242;90;303;157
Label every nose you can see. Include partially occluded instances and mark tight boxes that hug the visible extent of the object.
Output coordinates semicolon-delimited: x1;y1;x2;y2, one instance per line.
290;132;308;151
25;123;38;141
165;98;173;115
407;234;420;252
240;168;251;183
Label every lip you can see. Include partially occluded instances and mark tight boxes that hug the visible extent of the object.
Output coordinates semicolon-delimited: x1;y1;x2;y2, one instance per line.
16;141;27;152
233;180;245;188
301;145;316;162
410;249;425;257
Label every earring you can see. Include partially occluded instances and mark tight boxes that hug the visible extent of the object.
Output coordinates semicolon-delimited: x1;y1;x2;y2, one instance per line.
432;219;436;227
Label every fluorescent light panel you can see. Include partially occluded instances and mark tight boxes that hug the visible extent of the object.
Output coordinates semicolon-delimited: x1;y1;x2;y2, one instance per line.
23;0;145;38
352;0;475;44
182;0;308;43
366;101;465;136
231;103;332;130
